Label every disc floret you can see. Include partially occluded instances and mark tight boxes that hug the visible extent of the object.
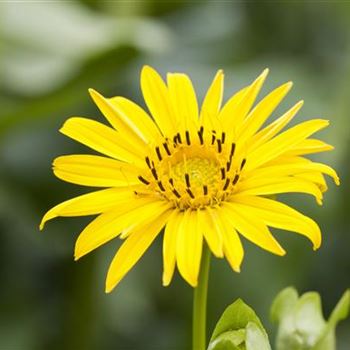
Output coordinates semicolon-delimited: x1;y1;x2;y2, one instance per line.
137;127;246;210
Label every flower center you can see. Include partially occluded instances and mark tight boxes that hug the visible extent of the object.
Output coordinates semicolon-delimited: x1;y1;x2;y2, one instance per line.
136;128;246;210
170;157;220;191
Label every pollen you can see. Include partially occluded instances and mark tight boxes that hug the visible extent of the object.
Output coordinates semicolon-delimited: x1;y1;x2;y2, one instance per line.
137;128;245;210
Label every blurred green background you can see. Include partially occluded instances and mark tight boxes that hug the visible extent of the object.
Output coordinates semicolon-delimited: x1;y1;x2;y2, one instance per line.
0;1;349;349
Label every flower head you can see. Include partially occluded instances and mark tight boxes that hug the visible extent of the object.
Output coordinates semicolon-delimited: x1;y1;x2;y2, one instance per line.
41;66;339;292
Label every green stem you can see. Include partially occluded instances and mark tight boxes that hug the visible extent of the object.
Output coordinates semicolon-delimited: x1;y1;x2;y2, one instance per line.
192;244;211;350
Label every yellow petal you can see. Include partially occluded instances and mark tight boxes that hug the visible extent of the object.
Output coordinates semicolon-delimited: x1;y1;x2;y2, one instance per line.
199;70;224;128
53;154;140;187
167;73;199;133
237;176;323;204
216;210;243;271
60;117;143;165
222;202;286;256
246;119;330;171
109;96;162;143
238;82;293;144
40;187;135;230
74;199;169;260
162;210;181;286
176;210;203;287
219;86;247;121
89;89;149;151
231;195;321;250
105;208;172;292
300;162;339;185
221;69;269;132
197;207;224;258
294;172;327;192
141;65;176;136
285;138;334;156
244;158;339;186
249;101;304;151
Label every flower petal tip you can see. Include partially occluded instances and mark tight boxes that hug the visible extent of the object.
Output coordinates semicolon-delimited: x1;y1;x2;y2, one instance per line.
141;65;156;76
277;248;287;257
190;280;198;288
284;81;293;90
261;68;269;77
88;88;102;100
39;212;52;231
162;279;170;287
313;242;321;251
162;272;173;287
74;248;83;261
212;249;224;258
105;278;121;293
88;87;97;94
105;285;113;294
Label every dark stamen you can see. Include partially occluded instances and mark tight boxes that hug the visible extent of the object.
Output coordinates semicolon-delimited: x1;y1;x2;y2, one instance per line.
138;176;150;185
186;188;195;199
221;132;226;144
203;185;208;195
226;161;232;172
198;126;204;145
198;130;204;145
220;167;225;180
173;135;178;145
145;157;151;168
217;139;222;153
157;181;165;192
232;174;240;185
151;168;158;180
177;132;182;144
230;143;236;158
163;142;171;155
172;188;181;198
211;134;216;145
169;178;174;186
155;147;162;161
185;173;191;187
240;158;246;170
185;130;191;145
223;178;230;191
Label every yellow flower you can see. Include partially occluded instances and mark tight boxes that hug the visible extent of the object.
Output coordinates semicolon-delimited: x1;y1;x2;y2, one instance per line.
41;66;339;292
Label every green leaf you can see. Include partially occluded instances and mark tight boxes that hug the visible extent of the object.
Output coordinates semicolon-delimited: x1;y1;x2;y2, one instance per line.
208;330;244;350
208;299;271;350
246;322;272;350
210;299;266;342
